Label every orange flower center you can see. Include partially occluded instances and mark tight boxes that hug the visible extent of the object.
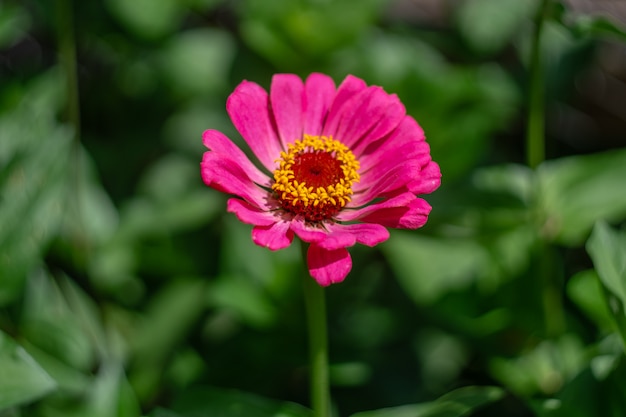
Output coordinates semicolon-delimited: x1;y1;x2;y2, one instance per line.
272;135;360;222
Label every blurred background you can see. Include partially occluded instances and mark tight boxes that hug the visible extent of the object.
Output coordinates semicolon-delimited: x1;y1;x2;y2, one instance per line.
2;0;626;416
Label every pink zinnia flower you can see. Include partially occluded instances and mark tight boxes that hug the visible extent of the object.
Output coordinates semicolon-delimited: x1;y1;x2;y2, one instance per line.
201;73;441;286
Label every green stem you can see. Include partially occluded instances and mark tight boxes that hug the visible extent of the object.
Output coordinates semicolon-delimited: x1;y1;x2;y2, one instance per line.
301;244;330;417
526;0;550;169
56;0;81;138
57;0;88;263
527;0;565;338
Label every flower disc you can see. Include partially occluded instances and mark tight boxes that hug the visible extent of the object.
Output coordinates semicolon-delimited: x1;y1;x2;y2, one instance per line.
272;135;360;222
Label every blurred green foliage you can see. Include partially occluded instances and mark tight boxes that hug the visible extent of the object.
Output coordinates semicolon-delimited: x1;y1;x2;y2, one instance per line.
2;0;626;416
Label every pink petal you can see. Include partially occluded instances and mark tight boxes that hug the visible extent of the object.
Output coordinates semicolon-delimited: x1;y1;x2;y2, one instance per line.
358;116;430;173
315;227;357;250
354;150;422;195
322;87;372;144
350;159;422;206
307;244;352;286
338;192;413;221
252;221;294;250
408;160;442;195
227;198;278;226
203;130;271;187
322;75;368;137
227;80;282;171
270;74;304;148
340;193;432;229
358;141;424;180
349;92;406;154
201;152;269;208
330;223;390;247
303;73;336;136
323;86;405;152
289;217;328;243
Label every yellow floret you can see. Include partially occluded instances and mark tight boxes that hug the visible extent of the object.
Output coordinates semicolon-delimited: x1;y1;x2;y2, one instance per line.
271;135;360;221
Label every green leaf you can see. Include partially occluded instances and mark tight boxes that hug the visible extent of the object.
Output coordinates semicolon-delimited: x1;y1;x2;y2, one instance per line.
239;20;302;68
570;15;626;42
384;223;535;305
83;362;140;417
456;0;538;54
424;64;520;180
537;148;626;245
20;340;91;395
0;93;72;305
587;222;626;304
129;278;208;402
567;269;613;330
472;164;534;203
169;386;312;417
134;154;222;230
415;329;468;393
350;386;504;417
159;29;235;97
131;279;208;364
163;101;235;154
329;362;372;387
220;215;300;295
105;0;184;39
59;147;120;248
209;276;278;328
43;361;141;417
530;357;626;417
57;275;111;360
586;221;626;350
0;330;56;410
490;334;586;397
0;2;31;48
382;232;489;304
148;409;184;417
436;386;505;410
239;0;386;67
21;270;95;372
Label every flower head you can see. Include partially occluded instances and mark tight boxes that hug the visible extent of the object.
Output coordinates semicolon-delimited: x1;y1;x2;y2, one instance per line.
201;73;441;286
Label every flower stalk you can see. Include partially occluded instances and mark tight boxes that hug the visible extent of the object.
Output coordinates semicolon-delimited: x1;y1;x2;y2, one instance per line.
56;0;81;141
526;0;549;169
301;244;330;417
526;0;565;337
57;0;89;264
